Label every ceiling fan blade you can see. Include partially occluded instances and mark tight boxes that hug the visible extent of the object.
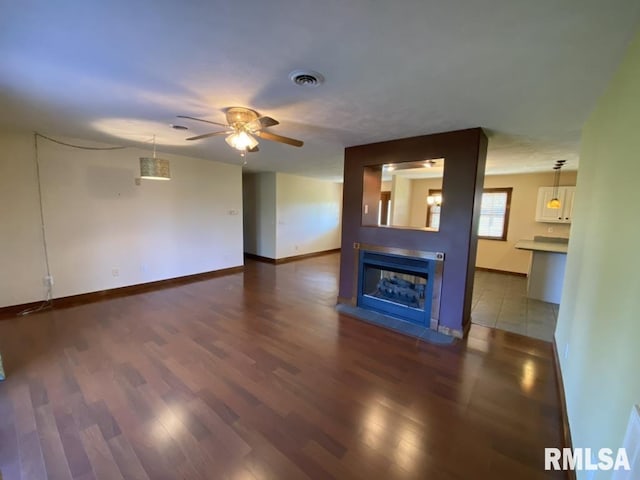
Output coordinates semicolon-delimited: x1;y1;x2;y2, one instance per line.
255;130;303;147
186;131;232;141
177;115;230;128
246;116;279;132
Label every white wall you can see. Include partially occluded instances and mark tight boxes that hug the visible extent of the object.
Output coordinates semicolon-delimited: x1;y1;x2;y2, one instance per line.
275;173;342;259
242;172;276;258
0;133;49;306
555;29;640;480
0;131;243;307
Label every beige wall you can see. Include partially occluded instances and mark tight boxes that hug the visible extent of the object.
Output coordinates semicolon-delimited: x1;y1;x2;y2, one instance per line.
390;175;412;227
409;171;577;273
275;173;342;259
244;172;342;259
242;172;277;258
409;177;442;228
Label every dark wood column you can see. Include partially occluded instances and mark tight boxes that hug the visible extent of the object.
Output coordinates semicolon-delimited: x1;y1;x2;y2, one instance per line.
338;127;488;338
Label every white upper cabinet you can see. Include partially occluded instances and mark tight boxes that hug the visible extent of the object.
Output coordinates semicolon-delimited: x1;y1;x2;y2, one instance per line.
535;186;576;223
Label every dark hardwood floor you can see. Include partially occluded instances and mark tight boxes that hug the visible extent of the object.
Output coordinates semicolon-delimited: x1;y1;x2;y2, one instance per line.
0;253;566;479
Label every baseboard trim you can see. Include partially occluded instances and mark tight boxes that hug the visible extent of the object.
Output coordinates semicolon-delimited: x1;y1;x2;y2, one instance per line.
552;339;576;480
244;253;277;264
475;266;527;277
0;265;244;320
245;248;341;265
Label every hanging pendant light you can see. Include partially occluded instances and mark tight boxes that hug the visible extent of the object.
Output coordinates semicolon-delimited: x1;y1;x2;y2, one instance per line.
546;160;565;209
140;135;170;180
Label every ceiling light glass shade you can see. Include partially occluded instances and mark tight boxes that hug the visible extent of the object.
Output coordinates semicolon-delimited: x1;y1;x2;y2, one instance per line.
427;194;442;206
547;197;561;209
140;157;170;180
225;131;258;151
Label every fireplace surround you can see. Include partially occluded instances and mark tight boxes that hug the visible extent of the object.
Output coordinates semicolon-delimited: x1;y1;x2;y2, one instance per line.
337;128;487;338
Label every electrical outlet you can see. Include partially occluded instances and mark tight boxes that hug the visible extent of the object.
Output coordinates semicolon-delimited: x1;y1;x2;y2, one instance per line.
564;343;569;360
294;245;299;251
112;268;120;277
364;204;369;214
43;275;54;287
547;227;554;233
140;264;147;273
228;209;239;216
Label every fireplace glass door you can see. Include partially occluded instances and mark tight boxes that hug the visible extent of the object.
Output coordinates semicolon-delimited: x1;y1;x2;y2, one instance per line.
358;251;434;325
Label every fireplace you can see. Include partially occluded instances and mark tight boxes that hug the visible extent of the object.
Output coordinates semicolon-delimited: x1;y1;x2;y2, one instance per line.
357;247;444;328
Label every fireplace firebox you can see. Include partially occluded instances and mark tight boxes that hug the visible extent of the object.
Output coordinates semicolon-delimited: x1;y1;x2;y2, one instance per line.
357;249;442;326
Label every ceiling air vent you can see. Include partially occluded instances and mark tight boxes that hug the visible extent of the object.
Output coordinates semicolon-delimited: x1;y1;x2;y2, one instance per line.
289;70;324;87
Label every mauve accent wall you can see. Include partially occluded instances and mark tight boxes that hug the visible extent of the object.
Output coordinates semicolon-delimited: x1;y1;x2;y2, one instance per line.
338;128;488;337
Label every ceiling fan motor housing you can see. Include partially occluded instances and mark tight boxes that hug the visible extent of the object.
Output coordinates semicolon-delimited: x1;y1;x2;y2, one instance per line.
226;107;259;128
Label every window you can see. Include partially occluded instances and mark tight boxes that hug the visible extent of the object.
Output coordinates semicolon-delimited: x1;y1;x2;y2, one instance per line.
426;187;512;240
478;188;512;240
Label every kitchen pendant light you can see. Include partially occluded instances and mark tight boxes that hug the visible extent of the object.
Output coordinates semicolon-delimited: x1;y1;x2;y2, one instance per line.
140;135;170;180
546;160;565;209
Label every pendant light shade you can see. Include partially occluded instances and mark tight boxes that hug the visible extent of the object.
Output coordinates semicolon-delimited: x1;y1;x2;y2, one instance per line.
546;197;561;209
139;134;170;180
546;160;565;209
140;157;170;180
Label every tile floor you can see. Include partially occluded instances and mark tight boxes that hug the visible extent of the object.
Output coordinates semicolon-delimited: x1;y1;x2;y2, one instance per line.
471;270;559;342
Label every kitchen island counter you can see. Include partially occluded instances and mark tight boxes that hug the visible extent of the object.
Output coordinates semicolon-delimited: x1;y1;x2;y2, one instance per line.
516;237;568;304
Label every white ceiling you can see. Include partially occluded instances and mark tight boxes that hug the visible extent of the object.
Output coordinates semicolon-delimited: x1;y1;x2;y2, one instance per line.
1;1;639;181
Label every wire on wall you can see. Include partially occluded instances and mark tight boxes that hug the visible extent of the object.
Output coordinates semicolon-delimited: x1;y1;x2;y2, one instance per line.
34;132;128;150
18;133;131;316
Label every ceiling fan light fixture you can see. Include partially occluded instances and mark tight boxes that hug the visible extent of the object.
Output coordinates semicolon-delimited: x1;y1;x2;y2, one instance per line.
178;108;302;153
225;131;258;151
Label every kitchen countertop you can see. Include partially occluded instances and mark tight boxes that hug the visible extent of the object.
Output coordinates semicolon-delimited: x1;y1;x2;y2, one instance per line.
515;239;568;254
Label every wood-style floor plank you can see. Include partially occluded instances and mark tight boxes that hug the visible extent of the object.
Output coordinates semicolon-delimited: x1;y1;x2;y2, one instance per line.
0;254;567;479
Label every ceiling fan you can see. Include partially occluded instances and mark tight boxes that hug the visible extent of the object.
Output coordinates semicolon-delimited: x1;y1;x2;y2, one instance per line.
177;107;303;155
